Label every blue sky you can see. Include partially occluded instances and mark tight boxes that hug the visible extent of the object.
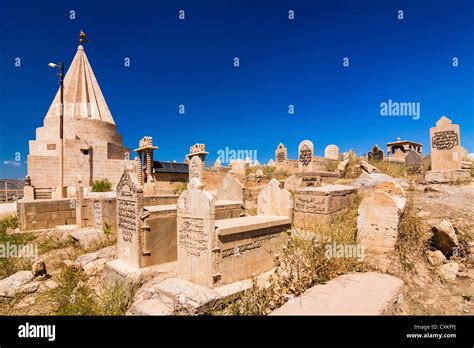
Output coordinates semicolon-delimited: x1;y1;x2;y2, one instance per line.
0;0;473;178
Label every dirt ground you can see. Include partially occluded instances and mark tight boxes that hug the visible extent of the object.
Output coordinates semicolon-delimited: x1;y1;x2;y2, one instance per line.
404;182;474;315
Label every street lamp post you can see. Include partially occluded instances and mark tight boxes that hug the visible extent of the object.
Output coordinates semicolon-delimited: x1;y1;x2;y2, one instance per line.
48;62;65;198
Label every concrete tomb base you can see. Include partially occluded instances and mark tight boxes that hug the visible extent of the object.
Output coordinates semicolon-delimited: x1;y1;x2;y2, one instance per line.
293;184;357;231
270;272;404;315
424;169;471;184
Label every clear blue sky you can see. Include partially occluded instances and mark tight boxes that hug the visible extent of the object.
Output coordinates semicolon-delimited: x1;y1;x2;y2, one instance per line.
1;0;473;179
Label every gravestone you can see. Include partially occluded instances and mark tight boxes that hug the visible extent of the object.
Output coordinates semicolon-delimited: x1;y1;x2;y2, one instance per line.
425;116;470;183
405;151;421;169
177;178;216;287
116;171;144;268
298;140;314;171
324;145;339;160
189;156;204;181
284;175;303;192
213;159;222;168
230;159;247;175
257;179;293;217
93;201;103;230
275;143;287;163
357;190;406;254
293;185;356;229
430;116;462;170
368;145;384;161
216;173;244;202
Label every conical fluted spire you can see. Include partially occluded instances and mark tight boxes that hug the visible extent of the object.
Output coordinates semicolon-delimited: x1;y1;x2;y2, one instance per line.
44;45;115;124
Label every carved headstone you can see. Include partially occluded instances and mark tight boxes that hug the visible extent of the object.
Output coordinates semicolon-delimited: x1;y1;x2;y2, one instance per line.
405;151;422;168
357;190;406;253
430;116;462;170
216;173;244;202
293;185;356;229
298;140;314;168
93;201;103;230
116;171;144;268
284;175;303;191
324;145;339;160
230;159;247;175
177;178;216;287
189;155;204;181
275;143;288;163
257;179;293;217
368;145;384;161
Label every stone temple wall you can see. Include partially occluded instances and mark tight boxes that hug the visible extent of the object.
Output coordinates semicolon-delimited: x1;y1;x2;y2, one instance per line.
28;117;130;188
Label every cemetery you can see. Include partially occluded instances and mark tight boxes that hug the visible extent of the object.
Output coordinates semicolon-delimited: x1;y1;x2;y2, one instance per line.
1;33;473;318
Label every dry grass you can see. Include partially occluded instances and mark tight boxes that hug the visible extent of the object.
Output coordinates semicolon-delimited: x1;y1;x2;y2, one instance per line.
370;160;407;178
263;166;276;175
324;160;340;172
389;193;429;275
172;182;188;195
342;156;362;179
37;234;76;254
41;265;136;316
0;215;36;279
202;194;371;315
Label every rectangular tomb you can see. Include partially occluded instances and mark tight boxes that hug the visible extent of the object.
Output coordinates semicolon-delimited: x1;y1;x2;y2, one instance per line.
214;215;290;285
294;184;357;230
141;200;244;267
178;178;292;288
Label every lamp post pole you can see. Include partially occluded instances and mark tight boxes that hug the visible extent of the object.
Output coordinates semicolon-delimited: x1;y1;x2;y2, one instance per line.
49;61;65;198
59;62;64;198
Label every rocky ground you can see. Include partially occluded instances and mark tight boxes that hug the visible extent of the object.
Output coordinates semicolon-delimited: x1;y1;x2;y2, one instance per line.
0;172;472;316
405;183;474;315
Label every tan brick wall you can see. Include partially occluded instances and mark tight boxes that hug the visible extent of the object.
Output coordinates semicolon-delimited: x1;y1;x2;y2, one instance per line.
28;118;130;188
17;198;76;231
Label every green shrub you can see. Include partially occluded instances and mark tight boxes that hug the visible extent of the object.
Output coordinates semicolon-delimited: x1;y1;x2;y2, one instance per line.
92;179;113;192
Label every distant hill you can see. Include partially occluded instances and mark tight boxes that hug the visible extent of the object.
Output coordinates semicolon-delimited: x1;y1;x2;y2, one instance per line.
0;179;24;190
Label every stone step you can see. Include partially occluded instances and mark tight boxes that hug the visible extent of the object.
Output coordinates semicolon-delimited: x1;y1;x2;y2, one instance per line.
270;272;404;315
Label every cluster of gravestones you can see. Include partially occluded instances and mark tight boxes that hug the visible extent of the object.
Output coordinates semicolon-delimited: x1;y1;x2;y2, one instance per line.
105;116;470;292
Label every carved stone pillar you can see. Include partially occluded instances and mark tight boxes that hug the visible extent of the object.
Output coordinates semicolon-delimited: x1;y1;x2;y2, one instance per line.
135;156;143;185
146;151;152;182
